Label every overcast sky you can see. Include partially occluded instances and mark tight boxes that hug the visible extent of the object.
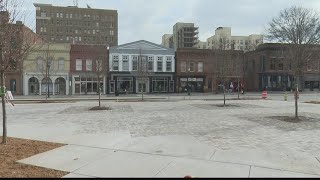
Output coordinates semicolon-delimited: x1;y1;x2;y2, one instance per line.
19;0;320;45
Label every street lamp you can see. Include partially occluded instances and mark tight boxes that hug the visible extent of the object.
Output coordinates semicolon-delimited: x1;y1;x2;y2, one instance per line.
47;61;51;98
187;67;191;96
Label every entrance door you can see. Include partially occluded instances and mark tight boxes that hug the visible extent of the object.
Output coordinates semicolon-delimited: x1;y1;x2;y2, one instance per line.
136;79;149;93
138;82;146;93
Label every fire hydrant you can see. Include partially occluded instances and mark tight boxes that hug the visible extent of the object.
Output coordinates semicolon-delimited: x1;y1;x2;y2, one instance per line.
284;92;288;101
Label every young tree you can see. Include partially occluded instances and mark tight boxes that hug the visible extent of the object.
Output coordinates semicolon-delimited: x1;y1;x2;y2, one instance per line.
0;0;39;144
91;45;108;107
267;6;320;119
132;48;153;101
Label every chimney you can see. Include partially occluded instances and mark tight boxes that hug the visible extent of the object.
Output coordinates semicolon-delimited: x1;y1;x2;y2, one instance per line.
16;21;22;25
0;11;9;24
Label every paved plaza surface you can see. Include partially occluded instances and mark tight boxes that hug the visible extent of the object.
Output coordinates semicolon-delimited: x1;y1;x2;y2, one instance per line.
1;93;320;177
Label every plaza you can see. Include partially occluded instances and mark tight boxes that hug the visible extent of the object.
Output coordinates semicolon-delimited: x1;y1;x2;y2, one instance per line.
1;92;320;177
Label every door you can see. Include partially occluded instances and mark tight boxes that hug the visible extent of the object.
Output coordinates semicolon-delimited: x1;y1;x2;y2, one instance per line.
136;79;149;93
138;82;146;93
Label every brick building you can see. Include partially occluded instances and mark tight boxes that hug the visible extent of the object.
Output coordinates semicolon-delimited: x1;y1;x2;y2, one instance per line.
70;44;108;95
34;3;118;46
244;43;320;91
175;48;244;93
0;11;43;95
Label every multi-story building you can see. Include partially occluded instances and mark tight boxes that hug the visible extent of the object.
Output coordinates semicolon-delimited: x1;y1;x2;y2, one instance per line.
244;43;320;91
206;27;263;51
108;40;175;94
0;11;43;95
176;48;244;93
172;22;199;50
195;41;207;49
70;44;108;95
161;34;173;48
23;43;71;95
34;3;118;46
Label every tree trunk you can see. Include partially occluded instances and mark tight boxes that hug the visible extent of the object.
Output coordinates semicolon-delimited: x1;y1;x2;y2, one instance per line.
98;77;101;107
142;91;144;101
237;78;240;99
223;87;226;106
1;71;7;144
295;84;298;119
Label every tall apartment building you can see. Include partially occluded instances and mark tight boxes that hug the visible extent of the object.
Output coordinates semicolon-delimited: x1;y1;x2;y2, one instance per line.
206;27;263;51
34;3;118;46
172;22;199;50
161;34;173;48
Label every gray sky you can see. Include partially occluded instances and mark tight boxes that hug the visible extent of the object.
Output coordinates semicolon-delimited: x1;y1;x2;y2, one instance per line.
19;0;320;45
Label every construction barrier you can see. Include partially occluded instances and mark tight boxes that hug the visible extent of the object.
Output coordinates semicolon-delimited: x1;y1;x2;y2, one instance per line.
262;90;267;99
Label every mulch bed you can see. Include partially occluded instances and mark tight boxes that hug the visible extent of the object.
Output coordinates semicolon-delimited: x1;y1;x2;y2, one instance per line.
267;116;309;123
89;106;111;111
0;137;68;178
304;101;320;104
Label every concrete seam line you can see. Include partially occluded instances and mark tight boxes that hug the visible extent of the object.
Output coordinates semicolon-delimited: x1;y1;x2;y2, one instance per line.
153;161;174;177
209;150;216;161
315;157;320;164
251;164;320;177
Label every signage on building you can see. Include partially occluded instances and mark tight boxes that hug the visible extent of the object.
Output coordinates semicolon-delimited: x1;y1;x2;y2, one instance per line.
180;78;203;82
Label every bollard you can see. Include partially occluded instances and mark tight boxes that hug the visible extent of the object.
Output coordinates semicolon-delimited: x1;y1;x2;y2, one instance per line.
284;92;288;101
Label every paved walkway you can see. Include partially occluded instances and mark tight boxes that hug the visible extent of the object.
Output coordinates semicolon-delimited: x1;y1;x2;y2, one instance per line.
2;99;320;177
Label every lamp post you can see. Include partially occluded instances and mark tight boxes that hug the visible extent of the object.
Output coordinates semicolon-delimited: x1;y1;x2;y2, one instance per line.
47;61;51;98
187;67;191;96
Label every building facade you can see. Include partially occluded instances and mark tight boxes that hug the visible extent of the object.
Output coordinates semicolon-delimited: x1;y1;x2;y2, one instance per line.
34;3;118;46
108;40;175;94
23;43;71;95
70;44;108;95
244;43;320;91
0;11;43;95
172;22;199;50
176;48;244;93
206;27;263;51
161;34;173;48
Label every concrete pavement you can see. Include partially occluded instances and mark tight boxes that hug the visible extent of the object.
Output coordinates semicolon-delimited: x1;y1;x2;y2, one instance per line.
3;98;320;177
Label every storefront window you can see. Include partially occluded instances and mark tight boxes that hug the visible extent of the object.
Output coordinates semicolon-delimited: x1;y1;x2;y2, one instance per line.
152;78;168;92
117;77;133;93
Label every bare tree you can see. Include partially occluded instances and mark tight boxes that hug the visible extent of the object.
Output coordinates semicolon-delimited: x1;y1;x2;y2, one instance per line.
0;0;40;144
132;48;153;101
91;45;108;107
215;37;234;106
267;6;320;119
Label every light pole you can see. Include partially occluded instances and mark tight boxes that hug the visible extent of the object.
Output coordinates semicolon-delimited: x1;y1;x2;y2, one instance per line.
47;61;51;98
187;67;191;96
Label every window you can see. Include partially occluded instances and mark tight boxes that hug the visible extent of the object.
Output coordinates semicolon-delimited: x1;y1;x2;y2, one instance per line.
93;30;95;34
132;56;138;71
198;62;203;72
58;59;64;70
189;62;194;72
40;27;43;32
157;61;163;72
122;55;129;71
44;27;46;32
40;11;46;17
66;14;69;18
60;13;63;18
76;59;82;71
86;59;92;71
37;58;43;71
157;56;163;61
112;55;119;71
166;61;172;72
270;58;276;70
70;14;72;18
110;30;114;35
96;22;99;27
181;61;186;72
56;13;59;18
79;37;82;41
